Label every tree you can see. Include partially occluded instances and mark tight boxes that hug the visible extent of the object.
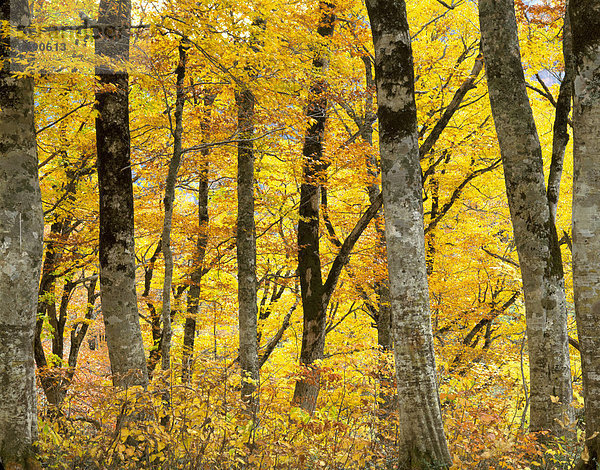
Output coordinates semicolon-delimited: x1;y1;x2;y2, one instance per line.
365;0;452;467
159;40;188;372
236;84;260;413
292;0;337;412
547;0;573;222
181;93;214;383
570;0;600;465
478;0;573;435
0;0;44;466
95;0;148;388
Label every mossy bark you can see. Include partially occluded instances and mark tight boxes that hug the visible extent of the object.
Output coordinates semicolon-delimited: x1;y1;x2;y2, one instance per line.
571;0;600;464
0;0;43;466
236;86;260;414
365;0;451;467
479;0;573;436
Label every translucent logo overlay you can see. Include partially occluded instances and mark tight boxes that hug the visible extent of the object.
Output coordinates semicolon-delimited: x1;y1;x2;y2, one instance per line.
8;2;152;75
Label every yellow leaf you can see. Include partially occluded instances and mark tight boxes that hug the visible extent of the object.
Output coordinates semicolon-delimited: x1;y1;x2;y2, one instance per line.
582;445;590;463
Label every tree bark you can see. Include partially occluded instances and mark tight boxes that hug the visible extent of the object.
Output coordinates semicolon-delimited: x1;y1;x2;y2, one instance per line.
0;0;44;465
547;1;573;221
292;0;336;414
479;0;573;435
236;86;260;414
95;0;148;388
570;0;600;464
365;0;452;467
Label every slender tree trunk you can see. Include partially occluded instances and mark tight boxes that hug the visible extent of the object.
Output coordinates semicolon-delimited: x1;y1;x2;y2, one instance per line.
570;0;600;464
143;240;162;378
479;0;573;435
68;277;99;371
236;86;259;413
181;157;209;382
182;93;214;383
292;0;336;414
160;41;187;372
35;221;67;371
365;0;452;467
0;0;44;465
95;0;148;388
547;1;573;221
426;156;440;277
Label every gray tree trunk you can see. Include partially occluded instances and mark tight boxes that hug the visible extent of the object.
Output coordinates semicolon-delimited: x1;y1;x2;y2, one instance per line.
236;87;260;414
479;0;573;435
365;0;452;467
95;0;148;388
160;41;187;372
0;0;44;465
570;0;600;464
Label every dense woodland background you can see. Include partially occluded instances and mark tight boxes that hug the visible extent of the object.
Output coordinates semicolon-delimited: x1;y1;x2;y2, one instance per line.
2;0;600;468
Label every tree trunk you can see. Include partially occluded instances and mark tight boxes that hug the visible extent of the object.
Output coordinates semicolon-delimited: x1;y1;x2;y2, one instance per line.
181;157;209;382
0;0;44;465
365;0;452;467
35;221;67;372
570;0;600;464
95;0;148;388
547;1;573;221
236;87;260;414
160;41;187;372
292;0;336;414
143;240;162;378
182;93;214;383
479;0;573;435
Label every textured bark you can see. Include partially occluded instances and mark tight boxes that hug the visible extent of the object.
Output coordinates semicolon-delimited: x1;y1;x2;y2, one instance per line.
365;0;451;467
570;0;600;464
361;56;393;352
181;93;214;383
547;2;573;221
160;41;187;372
95;0;148;388
0;0;43;465
292;1;336;413
236;87;259;413
479;0;573;435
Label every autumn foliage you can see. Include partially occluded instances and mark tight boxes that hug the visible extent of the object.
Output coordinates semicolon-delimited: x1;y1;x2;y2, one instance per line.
19;0;586;467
